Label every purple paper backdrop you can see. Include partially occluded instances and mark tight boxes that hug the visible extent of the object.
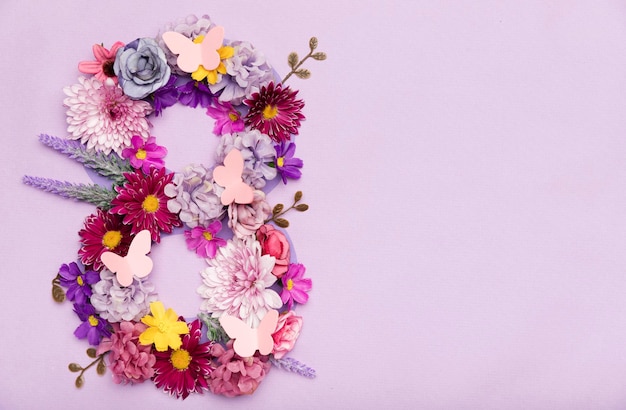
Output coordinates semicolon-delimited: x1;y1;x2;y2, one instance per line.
3;1;626;408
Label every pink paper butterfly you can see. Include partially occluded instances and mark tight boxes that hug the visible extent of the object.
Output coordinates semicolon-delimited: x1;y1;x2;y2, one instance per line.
162;26;224;73
219;310;279;357
213;148;254;205
100;230;153;287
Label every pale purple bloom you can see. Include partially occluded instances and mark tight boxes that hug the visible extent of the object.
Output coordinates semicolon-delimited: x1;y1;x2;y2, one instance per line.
274;142;303;184
151;75;179;116
121;135;168;173
280;263;312;310
270;357;316;378
73;303;111;345
197;237;281;327
216;130;277;189
178;80;214;108
209;40;274;105
164;164;226;228
58;262;100;306
184;220;227;258
90;268;158;323
157;14;215;76
114;38;171;99
205;100;245;136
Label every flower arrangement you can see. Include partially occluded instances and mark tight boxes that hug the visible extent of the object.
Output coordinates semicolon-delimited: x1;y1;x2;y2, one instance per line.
24;14;324;399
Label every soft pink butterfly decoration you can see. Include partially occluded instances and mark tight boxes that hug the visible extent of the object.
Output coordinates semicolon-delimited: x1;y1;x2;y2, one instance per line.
219;310;279;357
100;230;153;287
162;26;225;73
213;148;254;205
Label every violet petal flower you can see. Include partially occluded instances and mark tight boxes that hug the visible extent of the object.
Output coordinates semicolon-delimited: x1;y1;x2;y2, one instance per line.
151;75;179;116
73;303;111;345
58;262;100;306
274;142;303;184
178;80;214;108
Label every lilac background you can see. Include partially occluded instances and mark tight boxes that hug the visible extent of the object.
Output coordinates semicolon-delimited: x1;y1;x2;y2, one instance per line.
2;0;626;408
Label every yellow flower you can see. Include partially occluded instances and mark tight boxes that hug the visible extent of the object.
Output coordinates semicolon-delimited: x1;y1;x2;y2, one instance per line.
139;301;189;351
190;35;234;84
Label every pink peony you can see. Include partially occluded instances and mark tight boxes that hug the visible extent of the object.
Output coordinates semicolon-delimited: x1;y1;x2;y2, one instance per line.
256;224;290;277
97;321;156;384
228;190;271;239
271;311;303;359
208;340;271;397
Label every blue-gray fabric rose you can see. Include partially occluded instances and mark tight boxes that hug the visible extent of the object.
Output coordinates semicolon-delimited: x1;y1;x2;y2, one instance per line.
114;38;171;99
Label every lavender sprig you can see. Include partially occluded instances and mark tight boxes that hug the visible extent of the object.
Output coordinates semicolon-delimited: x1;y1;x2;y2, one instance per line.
38;134;132;186
23;176;116;209
270;357;316;378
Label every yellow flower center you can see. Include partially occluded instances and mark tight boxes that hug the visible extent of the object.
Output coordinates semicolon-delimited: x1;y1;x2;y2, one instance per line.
135;149;147;160
142;194;159;213
228;112;239;121
102;230;122;250
202;231;213;241
286;279;294;291
77;276;84;286
88;315;99;327
277;157;285;167
262;105;279;119
170;349;192;370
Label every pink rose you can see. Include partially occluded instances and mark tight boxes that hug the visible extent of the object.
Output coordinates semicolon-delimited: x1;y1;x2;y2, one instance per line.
257;224;290;277
228;190;271;238
272;311;303;359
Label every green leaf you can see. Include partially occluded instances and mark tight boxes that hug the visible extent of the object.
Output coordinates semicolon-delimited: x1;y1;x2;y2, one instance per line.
294;191;303;202
295;69;311;79
75;375;84;388
97;359;106;375
295;203;309;212
86;348;96;358
52;284;65;303
273;203;284;215
68;363;82;372
274;218;290;228
311;52;327;61
309;37;318;50
288;52;299;69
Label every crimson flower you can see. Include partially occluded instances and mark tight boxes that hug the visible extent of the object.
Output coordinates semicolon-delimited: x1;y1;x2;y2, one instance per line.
110;168;182;242
78;209;132;270
243;82;305;142
152;319;213;400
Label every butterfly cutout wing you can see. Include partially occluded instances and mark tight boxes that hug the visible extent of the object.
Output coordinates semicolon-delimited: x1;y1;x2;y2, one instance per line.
162;26;224;73
100;230;153;287
219;310;279;357
213;148;254;205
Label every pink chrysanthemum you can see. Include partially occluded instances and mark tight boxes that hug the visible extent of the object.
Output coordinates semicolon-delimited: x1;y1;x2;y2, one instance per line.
63;77;153;155
78;209;132;270
78;42;124;84
243;81;305;143
197;237;282;327
208;340;271;397
110;168;182;242
97;321;156;385
152;319;213;400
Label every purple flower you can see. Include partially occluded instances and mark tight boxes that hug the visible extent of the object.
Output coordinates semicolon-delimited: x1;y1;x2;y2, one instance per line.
178;80;213;108
280;263;312;310
121;135;167;174
73;303;111;345
205;100;245;136
274;142;303;184
58;262;100;306
184;220;227;258
152;75;179;116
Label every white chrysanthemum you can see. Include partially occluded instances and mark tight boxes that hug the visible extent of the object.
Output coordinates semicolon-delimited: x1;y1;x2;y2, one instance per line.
198;237;281;327
63;77;153;155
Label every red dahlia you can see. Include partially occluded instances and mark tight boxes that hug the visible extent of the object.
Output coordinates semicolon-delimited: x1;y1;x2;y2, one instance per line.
243;81;305;142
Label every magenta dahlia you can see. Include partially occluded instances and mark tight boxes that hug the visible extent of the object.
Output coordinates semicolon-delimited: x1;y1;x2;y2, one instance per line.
78;209;132;270
110;168;182;242
63;77;152;155
152;319;213;400
243;81;305;143
208;340;272;397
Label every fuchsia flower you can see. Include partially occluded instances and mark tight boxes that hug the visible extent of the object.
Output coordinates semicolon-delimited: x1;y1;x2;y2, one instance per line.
78;42;125;84
206;100;245;136
152;319;213;400
280;263;312;309
78;209;132;271
184;221;227;258
121;135;168;174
